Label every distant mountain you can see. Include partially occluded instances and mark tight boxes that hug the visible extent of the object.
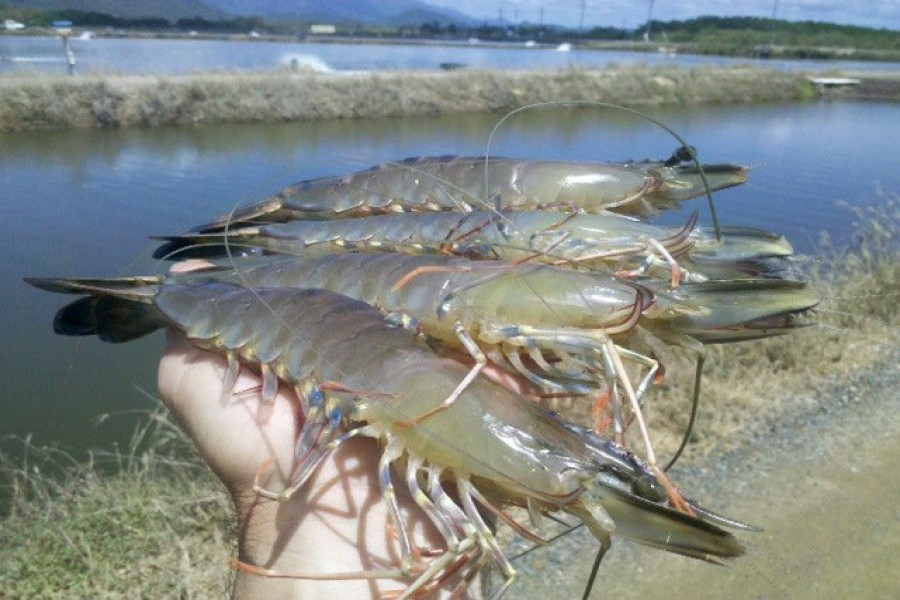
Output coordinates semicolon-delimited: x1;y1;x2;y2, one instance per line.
6;0;478;26
3;0;228;20
203;0;477;26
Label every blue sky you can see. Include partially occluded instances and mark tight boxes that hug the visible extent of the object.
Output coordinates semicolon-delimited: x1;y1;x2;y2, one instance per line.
427;1;899;31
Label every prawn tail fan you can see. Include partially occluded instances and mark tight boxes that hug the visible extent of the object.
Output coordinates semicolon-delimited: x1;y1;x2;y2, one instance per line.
25;276;163;343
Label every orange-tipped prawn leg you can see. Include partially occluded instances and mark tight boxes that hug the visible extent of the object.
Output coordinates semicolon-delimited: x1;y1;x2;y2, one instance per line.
251;422;446;594
615;237;687;287
591;384;615;434
403;456;463;560
489;322;686;515
249;383;501;598
588;345;661;439
245;421;419;586
597;338;694;515
397;322;488;427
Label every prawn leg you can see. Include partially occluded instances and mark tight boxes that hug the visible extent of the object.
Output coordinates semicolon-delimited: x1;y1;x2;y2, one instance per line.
396;322;487;427
615;237;687;287
480;322;687;511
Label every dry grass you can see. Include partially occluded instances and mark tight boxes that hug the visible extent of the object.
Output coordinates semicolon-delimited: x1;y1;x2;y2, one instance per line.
1;194;896;597
0;65;812;131
632;193;900;461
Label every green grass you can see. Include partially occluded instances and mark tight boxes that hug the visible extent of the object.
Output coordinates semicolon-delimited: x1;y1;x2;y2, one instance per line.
1;194;896;597
0;409;234;598
0;65;812;131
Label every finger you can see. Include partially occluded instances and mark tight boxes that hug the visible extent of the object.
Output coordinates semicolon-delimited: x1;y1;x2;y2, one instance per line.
158;328;301;492
168;258;217;274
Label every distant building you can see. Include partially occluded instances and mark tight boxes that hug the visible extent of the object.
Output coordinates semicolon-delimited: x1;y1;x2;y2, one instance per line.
4;19;25;31
309;24;336;35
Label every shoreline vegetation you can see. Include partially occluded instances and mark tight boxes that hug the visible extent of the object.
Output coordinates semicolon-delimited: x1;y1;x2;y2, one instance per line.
1;195;897;597
0;65;842;132
3;64;898;132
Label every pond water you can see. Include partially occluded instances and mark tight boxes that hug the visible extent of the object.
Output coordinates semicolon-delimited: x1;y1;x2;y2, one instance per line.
1;99;898;455
2;34;899;75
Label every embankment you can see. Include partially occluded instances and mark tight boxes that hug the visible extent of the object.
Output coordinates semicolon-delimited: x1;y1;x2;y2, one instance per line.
848;70;900;100
0;66;813;131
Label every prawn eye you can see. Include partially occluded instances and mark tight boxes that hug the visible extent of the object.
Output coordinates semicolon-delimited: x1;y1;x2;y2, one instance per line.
632;475;666;502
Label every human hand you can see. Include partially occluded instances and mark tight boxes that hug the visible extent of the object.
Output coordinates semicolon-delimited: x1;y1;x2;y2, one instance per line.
156;265;458;598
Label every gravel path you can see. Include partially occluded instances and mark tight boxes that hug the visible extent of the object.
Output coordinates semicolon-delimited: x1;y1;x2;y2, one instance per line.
512;351;900;599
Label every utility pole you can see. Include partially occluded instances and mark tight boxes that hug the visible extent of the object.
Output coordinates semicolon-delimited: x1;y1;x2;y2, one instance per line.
644;0;655;43
769;0;779;46
579;0;586;32
60;31;76;75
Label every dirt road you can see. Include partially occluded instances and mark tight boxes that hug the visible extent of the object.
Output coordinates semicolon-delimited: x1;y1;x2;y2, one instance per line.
516;355;900;599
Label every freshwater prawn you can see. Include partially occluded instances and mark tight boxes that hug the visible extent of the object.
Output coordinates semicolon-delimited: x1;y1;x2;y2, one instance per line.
155;209;796;286
180;154;747;234
27;275;751;598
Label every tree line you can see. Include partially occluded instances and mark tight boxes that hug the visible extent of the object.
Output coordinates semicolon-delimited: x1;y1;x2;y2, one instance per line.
2;8;897;53
0;7;264;33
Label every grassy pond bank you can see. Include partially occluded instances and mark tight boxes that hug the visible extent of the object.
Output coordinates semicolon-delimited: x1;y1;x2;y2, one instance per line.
0;65;819;131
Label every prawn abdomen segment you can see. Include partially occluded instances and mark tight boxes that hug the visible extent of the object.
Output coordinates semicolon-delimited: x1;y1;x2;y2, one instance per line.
155;283;421;388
